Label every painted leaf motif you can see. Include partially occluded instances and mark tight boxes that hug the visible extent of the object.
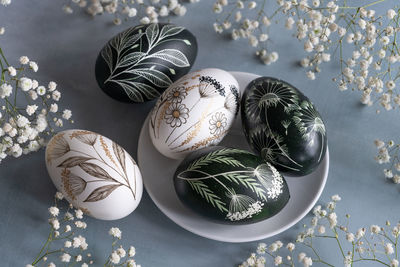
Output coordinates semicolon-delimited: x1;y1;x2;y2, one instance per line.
159;25;185;40
116;80;160;101
117;52;146;68
58;156;92;168
121;32;144;52
110;32;123;51
187;180;227;213
131;82;161;99
146;23;159;47
101;44;113;72
147;49;190;67
79;162;114;181
118;82;144;102
186;148;251;171
128;68;172;88
112;142;126;171
84;184;120;202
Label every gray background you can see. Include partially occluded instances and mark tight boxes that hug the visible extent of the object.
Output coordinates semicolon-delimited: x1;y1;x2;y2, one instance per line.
0;1;398;266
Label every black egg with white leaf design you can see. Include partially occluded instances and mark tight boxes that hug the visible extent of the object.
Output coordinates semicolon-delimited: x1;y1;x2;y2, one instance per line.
173;146;290;224
241;77;327;176
95;23;198;103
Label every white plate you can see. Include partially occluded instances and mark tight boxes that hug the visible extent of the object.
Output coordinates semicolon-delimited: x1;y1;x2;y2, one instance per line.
137;71;329;243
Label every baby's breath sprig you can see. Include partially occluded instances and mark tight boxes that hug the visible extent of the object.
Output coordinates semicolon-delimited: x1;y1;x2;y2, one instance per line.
239;194;400;267
63;0;200;26
105;228;140;267
0;52;73;163
26;192;92;267
0;1;73;164
27;192;141;267
374;139;400;184
213;0;400;112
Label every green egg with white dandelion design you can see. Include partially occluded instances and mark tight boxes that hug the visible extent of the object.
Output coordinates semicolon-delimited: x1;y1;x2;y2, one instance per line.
95;23;198;103
173;146;290;224
241;77;327;176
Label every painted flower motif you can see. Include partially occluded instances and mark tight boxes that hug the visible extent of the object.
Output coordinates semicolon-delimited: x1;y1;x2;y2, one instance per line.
226;189;264;221
165;103;189;127
281;120;291;135
198;76;225;98
254;163;284;200
46;133;70;164
209;112;227;136
293;100;326;161
293;101;326;140
70;131;98;146
61;169;87;201
245;79;299;120
249;126;288;165
224;85;240;114
167;85;187;103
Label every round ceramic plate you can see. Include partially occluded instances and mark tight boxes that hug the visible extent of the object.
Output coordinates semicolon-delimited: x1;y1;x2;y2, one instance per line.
137;71;329;243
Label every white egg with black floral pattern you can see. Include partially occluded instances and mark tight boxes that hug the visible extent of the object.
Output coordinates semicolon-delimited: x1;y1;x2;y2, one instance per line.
149;68;240;159
45;129;143;220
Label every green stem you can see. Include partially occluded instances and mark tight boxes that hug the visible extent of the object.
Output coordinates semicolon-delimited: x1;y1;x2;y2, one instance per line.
31;230;53;265
352;258;390;266
0;47;10;66
333;228;346;258
33;249;63;265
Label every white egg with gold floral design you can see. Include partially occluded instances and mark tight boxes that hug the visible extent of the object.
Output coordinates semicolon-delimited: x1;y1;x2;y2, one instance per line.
45;129;143;220
149;68;240;159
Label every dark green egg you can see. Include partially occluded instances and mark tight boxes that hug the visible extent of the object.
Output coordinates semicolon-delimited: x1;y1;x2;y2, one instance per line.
173;146;290;224
95;23;197;103
241;77;327;176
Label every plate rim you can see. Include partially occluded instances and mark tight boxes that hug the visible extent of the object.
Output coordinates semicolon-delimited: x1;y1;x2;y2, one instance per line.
137;71;329;243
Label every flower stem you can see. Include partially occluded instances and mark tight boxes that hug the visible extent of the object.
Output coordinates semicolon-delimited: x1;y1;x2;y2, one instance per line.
32;229;53;265
333;228;346;258
353;258;391;266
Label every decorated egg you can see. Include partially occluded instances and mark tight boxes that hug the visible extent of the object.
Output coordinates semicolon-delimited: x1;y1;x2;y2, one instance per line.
95;23;198;103
45;129;143;220
241;77;327;176
174;147;290;224
149;68;240;159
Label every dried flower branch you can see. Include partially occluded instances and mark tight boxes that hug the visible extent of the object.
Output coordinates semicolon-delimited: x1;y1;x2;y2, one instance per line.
213;0;400;112
63;0;201;25
239;194;399;267
26;192;141;267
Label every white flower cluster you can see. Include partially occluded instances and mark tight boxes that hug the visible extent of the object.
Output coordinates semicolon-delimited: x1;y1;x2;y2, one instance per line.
226;200;264;221
0;55;73;163
28;192;141;267
106;227;141;267
239;194;400;267
329;6;400;111
0;0;11;7
64;0;200;25
1;0;10;34
213;0;279;65
213;0;400;111
267;163;284;199
374;139;400;184
27;192;92;267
